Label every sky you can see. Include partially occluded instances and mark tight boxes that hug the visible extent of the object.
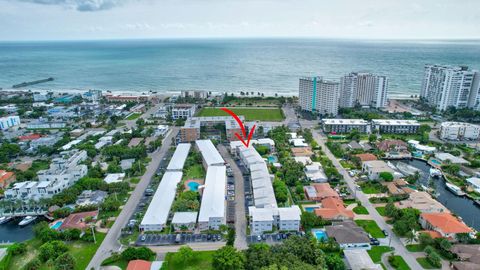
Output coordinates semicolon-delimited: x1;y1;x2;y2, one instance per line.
1;0;480;41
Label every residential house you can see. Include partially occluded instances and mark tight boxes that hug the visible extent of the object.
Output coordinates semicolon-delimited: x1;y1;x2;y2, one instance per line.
304;162;328;183
304;183;340;201
396;191;450;213
362;160;396;180
75;190;108;206
0;170;15;189
466;177;480;193
420;212;473;240
325;221;372;250
59;210;99;231
314;197;354;221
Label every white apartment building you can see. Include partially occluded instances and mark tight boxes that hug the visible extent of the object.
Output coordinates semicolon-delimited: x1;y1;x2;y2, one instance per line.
198;165;227;231
0;115;20;130
421;65;480;111
248;206;301;235
322;119;369;133
5;150;88;200
171;104;196;119
371;119;420;134
339;72;388;108
440;122;480;141
299;77;340;116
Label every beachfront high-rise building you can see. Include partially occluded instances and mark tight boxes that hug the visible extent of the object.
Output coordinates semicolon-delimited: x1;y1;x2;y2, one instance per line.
339;72;388;108
299;77;340;116
421;65;480;111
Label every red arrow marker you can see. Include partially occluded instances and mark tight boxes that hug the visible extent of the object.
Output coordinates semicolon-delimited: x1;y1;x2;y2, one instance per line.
220;107;256;147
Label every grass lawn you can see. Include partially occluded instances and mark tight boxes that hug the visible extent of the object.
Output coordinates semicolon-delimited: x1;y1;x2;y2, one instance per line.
388;255;411;270
163;250;215;270
197;107;284;121
416;257;440;269
184;164;205;179
406;244;425;252
360;182;387;194
125;112;142;120
353;206;369;215
367;246;393;263
355;220;386;238
376;206;386;216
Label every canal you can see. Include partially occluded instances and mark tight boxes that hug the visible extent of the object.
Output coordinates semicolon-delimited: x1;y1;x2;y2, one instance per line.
391;159;480;231
0;218;37;243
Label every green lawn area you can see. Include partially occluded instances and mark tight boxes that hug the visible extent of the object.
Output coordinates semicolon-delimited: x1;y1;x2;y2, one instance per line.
406;244;425;252
355;220;386;238
388;255;411;270
416;257;440;269
360;182;387;194
376;206;386;216
353;205;369;215
163;250;215;270
367;246;393;263
197;107;284;121
125;112;142;120
184;164;205;179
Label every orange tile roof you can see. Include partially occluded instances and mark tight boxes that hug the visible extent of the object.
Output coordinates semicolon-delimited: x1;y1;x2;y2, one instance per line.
355;153;377;162
313;183;340;199
0;170;14;184
314;197;354;220
18;134;42;141
421;212;472;234
127;260;152;270
60;210;98;231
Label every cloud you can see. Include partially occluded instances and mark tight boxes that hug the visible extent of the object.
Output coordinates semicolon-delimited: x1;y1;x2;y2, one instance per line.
16;0;129;11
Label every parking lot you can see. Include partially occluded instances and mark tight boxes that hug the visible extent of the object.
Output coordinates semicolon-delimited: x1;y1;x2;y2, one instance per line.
136;233;224;246
246;232;306;244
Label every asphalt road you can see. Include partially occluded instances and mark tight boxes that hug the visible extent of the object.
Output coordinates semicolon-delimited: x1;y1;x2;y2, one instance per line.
87;127;179;270
217;144;248;250
309;128;422;270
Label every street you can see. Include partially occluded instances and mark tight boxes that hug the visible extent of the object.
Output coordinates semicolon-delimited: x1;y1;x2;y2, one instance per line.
87;127;179;270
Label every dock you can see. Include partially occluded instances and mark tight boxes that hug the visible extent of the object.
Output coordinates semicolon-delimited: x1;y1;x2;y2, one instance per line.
12;77;54;88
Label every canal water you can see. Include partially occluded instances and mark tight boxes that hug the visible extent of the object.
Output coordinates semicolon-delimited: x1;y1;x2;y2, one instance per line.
391;159;480;231
0;218;37;243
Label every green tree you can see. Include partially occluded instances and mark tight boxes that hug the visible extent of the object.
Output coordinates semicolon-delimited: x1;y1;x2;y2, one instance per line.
212;246;245;270
23;258;42;270
175;246;194;267
121;247;155;261
325;254;346;270
54;253;76;270
39;240;68;262
379;172;394;182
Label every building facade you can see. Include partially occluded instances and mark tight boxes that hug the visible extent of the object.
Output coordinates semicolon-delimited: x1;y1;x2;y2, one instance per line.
299;77;340;116
322;119;369;133
339;72;388;108
440;122;480;141
0;116;20;130
171;104;196;119
371;119;420;134
421;65;480;111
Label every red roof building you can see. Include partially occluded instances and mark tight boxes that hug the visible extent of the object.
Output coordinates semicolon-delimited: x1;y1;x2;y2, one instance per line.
127;260;152;270
314;197;354;220
420;212;472;240
60;210;99;231
355;153;378;162
0;170;15;189
18;134;42;141
377;140;408;152
304;183;340;201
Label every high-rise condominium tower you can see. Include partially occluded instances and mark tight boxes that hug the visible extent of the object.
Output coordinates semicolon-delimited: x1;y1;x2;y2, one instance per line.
339;72;388;108
299;77;340;116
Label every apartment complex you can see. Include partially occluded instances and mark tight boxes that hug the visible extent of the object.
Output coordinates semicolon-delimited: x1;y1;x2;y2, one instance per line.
5;150;88;200
440;121;480;141
340;72;388;108
299;77;340;116
322;119;369;133
322;119;419;134
0;115;20;130
171;104;196;119
371;119;420;134
180;116;244;142
421;65;480;111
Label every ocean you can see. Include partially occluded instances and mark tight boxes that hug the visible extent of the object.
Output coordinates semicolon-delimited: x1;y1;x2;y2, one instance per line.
0;38;479;98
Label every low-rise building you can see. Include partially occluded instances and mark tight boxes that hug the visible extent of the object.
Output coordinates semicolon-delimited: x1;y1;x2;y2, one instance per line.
449;244;480;269
29;135;61;150
396;191;449;213
304;162;328;182
198;166;226;231
466;177;480;193
314;197;354;221
171;212;198;231
304;183;340;201
104;173;125;184
434;152;469;165
355;153;377;162
408;140;437;154
344;249;382;270
420;212;473;240
371;119;420;134
291;147;314;157
180;116;245;142
362;160;396;180
322;119;369;133
0;104;18;113
376;139;408;152
172;104;196;119
248;206;301;235
75;190;108;206
130;104;146;113
0;170;15;189
0;115;20;130
325;221;372;250
59;210;99;231
27;120;66;130
440;122;480;141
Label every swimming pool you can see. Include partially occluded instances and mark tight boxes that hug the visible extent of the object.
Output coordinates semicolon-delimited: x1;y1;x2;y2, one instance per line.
267;155;278;163
430;159;442;165
304;206;319;213
50;221;63;230
311;229;328;241
187;182;200;191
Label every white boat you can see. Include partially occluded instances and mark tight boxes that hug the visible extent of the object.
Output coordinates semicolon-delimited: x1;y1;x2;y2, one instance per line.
18;216;37;226
429;168;442;178
445;182;465;196
0;216;12;224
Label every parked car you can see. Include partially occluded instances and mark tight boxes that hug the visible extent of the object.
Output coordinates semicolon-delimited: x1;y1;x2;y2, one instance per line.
382;230;389;236
207;234;212;241
261;234;266;240
276;234;281;241
140;235;146;242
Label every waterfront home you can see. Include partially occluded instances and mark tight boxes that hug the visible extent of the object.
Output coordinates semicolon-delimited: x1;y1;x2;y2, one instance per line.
419;212;472;240
325;221;371;250
75;190;108;206
171;212;198;232
449;244;480;270
314;197;354;221
304;183;340;201
60;210;99;231
407;140;437;154
434;153;469;165
355;153;377;163
362;160;396;180
376;139;408;152
0;170;15;189
466;177;480;193
396;191;450;213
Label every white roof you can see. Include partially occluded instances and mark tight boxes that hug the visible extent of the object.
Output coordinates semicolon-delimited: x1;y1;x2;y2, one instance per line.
294;156;312;165
248;207;275;222
289;138;308;147
435;153;469;164
278;206;301;221
104;173;125;184
372;119;420;126
61;139;82;150
171;212;198;224
441;121;480;128
141;171;183;227
344;250;382;270
166;143;191;171
255;138;275;146
322;119;368;125
198;166;226;222
466;177;480;186
196;140;224;166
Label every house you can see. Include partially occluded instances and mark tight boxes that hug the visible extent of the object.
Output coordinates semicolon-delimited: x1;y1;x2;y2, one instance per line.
344;250;382;270
304;183;340;201
355;153;377;163
419;212;472;240
171;212;198;231
289;138;308;147
362;160;396;180
345;141;363;150
376;140;408;152
128;138;143;147
0;170;15;189
60;210;99;231
304;162;328;183
450;245;480;268
408;140;437;154
121;159;136;171
293;156;312;165
75;190;108;206
104;173;125;184
314;197;354;221
126;260;152;270
325;221;371;250
18;134;42;141
396;191;449;213
434;153;469;165
466;177;480;193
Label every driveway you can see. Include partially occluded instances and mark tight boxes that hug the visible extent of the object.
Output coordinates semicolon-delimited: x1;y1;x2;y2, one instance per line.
87;127;179;270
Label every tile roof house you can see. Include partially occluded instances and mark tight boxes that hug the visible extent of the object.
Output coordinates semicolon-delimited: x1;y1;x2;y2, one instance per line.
314;197;354;220
396;191;450;213
0;170;15;189
60;210;99;231
127;260;152;270
377;140;408;152
420;212;472;239
325;221;371;250
18;134;42;141
355;153;378;162
450;244;480;265
304;183;340;201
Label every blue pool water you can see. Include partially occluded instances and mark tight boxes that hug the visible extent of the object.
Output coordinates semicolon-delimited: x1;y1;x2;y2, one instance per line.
304;206;319;213
267;155;278;163
430;159;441;165
312;229;328;241
187;182;200;192
50;221;63;230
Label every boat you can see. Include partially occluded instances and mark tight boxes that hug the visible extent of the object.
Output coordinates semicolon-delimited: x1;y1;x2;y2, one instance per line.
0;216;12;224
429;168;442;178
18;216;37;226
445;182;465;196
